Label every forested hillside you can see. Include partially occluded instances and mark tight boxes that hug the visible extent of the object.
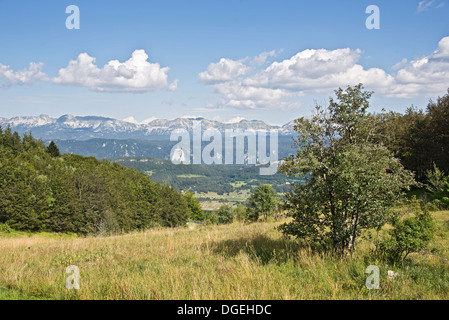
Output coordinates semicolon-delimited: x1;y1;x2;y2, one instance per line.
50;135;297;163
0;127;191;234
377;89;449;181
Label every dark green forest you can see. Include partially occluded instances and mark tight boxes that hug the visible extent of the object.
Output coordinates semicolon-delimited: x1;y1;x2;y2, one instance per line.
0;127;192;234
377;90;449;181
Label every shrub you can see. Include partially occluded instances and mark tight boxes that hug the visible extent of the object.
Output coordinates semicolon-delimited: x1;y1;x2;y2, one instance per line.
432;180;449;209
246;206;259;222
216;204;234;225
426;164;449;209
205;212;218;225
375;199;434;264
233;204;249;222
183;190;205;221
0;223;13;233
248;184;278;221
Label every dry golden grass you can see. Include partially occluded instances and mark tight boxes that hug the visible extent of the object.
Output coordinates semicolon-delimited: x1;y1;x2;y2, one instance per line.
1;212;449;300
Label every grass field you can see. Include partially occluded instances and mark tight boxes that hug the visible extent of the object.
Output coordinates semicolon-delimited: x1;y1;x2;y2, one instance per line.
0;211;449;300
230;181;248;188
177;174;207;178
196;190;287;210
195;190;252;210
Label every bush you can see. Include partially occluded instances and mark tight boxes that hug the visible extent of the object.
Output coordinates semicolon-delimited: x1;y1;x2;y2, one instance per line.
375;199;434;264
205;212;218;225
246;206;259;222
233;204;249;222
248;184;278;221
426;164;449;209
216;204;234;225
425;201;440;212
0;223;13;233
183;190;205;221
432;180;449;209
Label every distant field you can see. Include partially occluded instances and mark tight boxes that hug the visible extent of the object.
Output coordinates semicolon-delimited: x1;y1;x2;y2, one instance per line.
195;190;251;210
1;211;449;300
195;190;251;200
230;181;247;188
196;190;287;210
176;174;207;178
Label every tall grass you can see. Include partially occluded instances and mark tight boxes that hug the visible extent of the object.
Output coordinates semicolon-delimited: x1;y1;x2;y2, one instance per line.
1;211;448;300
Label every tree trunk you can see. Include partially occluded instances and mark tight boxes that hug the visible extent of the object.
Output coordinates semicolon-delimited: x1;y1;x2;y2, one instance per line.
347;214;359;255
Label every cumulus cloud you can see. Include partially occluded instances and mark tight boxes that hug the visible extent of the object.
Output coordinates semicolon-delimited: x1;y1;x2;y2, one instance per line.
200;36;449;110
212;81;300;110
390;36;449;97
199;52;303;110
247;48;395;93
0;62;47;88
53;50;178;92
198;58;249;84
200;48;393;110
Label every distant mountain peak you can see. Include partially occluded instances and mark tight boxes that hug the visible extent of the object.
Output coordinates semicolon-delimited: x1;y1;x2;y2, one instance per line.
5;114;55;127
0;114;296;141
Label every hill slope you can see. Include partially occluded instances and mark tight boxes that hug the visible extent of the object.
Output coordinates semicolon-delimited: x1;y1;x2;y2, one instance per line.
0;127;191;234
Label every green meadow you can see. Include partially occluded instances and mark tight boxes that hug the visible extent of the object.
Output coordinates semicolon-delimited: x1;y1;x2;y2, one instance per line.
1;210;448;300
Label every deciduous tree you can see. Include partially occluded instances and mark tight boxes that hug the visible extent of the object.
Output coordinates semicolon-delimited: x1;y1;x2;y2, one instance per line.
279;84;415;254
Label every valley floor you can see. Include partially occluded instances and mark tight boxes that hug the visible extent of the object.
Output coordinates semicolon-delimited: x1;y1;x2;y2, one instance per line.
1;212;449;300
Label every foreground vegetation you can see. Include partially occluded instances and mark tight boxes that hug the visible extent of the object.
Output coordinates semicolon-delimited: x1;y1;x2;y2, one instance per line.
0;208;448;300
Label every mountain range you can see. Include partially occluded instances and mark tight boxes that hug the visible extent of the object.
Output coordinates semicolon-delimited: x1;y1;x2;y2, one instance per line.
0;114;296;140
0;114;297;160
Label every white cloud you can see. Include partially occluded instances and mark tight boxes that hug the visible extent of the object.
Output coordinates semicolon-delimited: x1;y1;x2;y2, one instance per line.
392;58;408;70
247;48;395;93
433;36;449;58
212;81;301;110
53;50;177;92
0;62;47;87
253;50;278;65
199;36;449;109
417;0;435;13
417;0;445;12
200;48;393;110
391;36;449;97
198;58;249;84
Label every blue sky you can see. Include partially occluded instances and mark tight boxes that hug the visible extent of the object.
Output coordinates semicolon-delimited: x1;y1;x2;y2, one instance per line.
0;0;448;125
